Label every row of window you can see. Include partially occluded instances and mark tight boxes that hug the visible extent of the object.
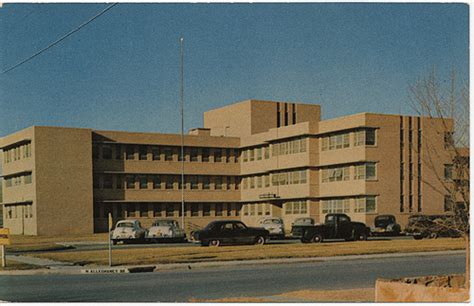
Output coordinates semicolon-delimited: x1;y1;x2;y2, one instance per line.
320;196;377;214
95;202;242;219
321;163;376;183
94;174;240;191
284;200;308;215
242;169;308;189
93;144;239;163
321;129;376;151
241;138;308;162
3;143;32;164
4;204;33;219
4;173;32;188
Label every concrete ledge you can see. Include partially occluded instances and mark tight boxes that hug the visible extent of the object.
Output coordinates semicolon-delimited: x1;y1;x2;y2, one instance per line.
81;266;155;274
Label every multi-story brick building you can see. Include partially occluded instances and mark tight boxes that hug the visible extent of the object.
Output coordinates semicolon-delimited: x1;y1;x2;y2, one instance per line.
0;100;454;235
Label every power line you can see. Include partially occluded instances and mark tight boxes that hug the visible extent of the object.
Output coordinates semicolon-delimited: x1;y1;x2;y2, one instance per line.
2;3;118;74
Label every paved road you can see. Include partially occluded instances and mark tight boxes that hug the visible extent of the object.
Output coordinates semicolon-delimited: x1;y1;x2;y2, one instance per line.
0;253;465;302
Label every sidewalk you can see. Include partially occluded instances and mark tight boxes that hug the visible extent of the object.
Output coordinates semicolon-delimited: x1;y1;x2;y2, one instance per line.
0;249;465;276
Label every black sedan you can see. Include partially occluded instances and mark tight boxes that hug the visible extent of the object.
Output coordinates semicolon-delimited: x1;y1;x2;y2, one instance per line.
192;220;269;246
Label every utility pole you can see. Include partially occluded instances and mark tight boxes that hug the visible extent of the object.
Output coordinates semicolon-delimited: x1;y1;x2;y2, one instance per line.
180;37;185;230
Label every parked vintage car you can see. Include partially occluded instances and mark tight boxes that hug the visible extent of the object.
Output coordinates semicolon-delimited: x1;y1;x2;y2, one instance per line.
301;213;370;243
111;220;147;244
405;214;461;240
192;220;270;246
370;215;401;236
259;217;285;239
145;219;186;242
290;217;315;239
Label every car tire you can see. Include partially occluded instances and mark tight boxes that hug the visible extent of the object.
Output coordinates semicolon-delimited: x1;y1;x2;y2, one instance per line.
429;232;438;239
311;234;323;243
209;239;221;247
254;236;265;245
413;235;423;240
357;233;368;241
112;240;117;245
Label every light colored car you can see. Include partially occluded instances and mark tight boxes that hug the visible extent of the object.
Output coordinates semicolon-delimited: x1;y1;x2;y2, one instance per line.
259;217;285;239
146;219;187;242
111;220;147;245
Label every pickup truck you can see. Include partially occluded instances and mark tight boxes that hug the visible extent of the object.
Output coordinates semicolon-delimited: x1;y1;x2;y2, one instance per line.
301;213;370;243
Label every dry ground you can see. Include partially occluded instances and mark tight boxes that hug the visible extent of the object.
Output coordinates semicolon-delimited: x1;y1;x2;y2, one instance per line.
30;238;464;266
190;288;375;302
6;233;108;252
0;259;40;271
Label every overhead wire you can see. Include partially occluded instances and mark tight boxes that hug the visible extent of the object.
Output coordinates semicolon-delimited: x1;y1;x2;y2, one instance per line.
2;3;118;74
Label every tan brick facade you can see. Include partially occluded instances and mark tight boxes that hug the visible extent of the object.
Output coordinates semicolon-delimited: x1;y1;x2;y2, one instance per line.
0;100;453;235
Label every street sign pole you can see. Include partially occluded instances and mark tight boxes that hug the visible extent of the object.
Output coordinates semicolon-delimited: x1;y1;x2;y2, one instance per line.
108;213;113;267
1;245;5;268
0;228;11;268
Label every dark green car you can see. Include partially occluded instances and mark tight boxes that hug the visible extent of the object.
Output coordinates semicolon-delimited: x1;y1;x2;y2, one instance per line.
193;220;269;246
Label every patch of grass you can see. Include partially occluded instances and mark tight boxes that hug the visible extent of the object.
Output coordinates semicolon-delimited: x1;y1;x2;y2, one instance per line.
191;288;375;302
30;238;465;267
6;233;108;253
0;259;41;271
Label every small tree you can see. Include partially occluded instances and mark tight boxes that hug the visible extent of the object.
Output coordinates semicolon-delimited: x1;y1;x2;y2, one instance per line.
409;68;469;288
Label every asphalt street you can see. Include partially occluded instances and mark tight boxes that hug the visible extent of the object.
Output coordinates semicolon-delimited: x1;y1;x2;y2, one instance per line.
0;253;465;302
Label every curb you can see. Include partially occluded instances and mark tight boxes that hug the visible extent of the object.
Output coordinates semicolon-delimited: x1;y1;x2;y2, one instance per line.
0;250;465;276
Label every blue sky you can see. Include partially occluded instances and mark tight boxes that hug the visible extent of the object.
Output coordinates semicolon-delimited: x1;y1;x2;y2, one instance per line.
0;3;469;136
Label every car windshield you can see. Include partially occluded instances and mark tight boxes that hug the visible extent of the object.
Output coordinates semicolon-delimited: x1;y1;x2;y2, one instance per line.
263;219;281;224
117;222;134;228
376;216;391;221
153;220;173;226
295;218;313;224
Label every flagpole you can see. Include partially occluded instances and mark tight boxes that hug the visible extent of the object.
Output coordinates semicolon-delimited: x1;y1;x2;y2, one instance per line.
180;37;185;230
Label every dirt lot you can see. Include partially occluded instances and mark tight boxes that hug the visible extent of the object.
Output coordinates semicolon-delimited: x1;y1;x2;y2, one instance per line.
29;238;464;266
190;287;375;302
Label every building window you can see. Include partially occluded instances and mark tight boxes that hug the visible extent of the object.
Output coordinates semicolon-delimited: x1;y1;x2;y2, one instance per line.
153;176;161;189
300;170;307;184
126;146;135;160
249;149;255;161
139;146;147;160
190;176;198;190
153;204;162;217
226;148;231;163
257;176;263;188
321;198;350;214
256;147;262;160
444;164;453;180
215;177;222;190
126;176;135;189
164;148;173;161
24;173;32;184
203;204;211;216
166;204;174;217
191;204;199;217
355;163;376;180
202;148;210;162
366;196;376;212
190;148;198;162
214;149;221;162
444;195;454;212
321;166;350;183
115;145;122;160
203;176;210;190
264;146;270;159
140;204;148;217
102;145;112;159
152;146;161;160
215;204;223;216
264;174;270;187
242;150;248;162
139;176;148;189
250;176;256;189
